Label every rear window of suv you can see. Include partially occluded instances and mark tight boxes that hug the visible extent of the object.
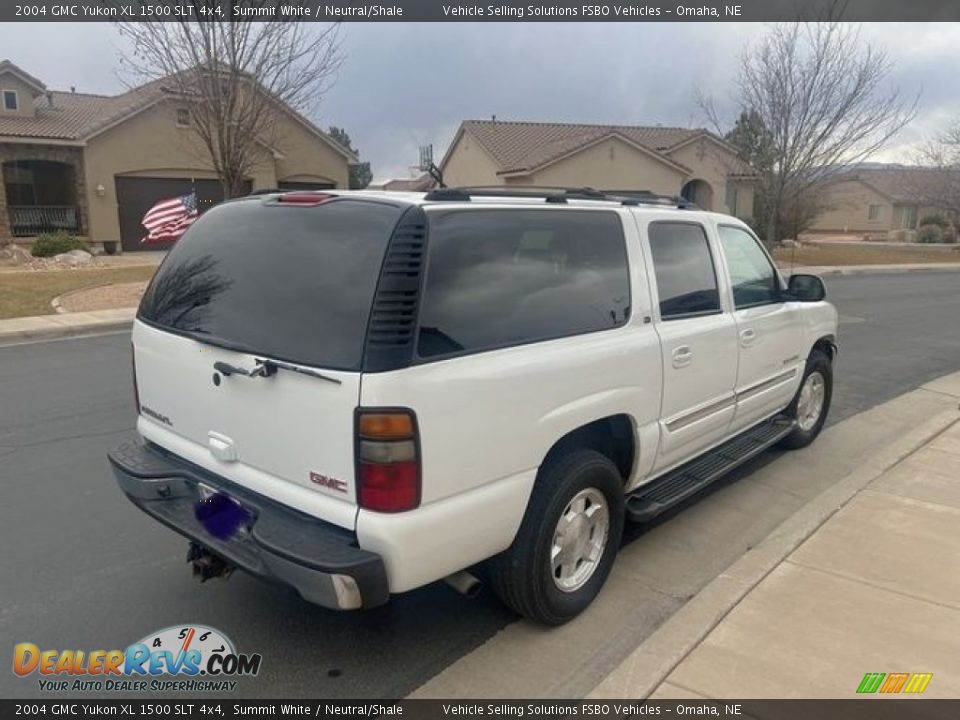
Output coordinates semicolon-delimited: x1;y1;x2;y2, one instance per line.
417;209;631;359
138;197;404;370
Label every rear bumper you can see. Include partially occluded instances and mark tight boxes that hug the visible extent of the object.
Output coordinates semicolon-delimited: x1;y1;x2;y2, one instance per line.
108;439;389;610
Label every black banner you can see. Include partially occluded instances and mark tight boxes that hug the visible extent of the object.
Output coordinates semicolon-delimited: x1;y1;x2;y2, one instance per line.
2;700;959;720
3;0;960;23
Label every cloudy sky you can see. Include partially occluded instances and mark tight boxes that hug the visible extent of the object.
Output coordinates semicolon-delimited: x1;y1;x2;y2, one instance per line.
2;22;959;181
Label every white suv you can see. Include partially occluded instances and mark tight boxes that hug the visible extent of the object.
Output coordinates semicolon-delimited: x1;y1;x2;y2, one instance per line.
109;187;837;625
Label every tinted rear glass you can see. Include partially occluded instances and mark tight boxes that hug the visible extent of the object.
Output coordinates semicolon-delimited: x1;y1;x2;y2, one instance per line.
138;198;403;370
417;209;630;359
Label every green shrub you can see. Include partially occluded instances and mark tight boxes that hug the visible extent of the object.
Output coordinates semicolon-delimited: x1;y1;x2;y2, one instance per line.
916;224;944;244
942;225;958;244
30;233;89;258
918;214;949;228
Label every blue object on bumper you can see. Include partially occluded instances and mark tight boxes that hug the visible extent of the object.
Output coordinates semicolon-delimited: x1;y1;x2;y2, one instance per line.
108;439;389;610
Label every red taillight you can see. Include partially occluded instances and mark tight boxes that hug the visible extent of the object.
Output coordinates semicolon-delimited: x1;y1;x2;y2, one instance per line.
131;344;140;414
276;192;336;206
359;461;419;512
356;409;420;513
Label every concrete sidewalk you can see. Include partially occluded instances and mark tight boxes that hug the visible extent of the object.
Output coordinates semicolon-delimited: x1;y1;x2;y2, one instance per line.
0;307;135;343
591;372;960;700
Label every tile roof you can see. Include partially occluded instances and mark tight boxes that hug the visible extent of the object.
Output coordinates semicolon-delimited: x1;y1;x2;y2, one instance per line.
845;167;946;204
0;62;354;161
456;120;715;174
0;60;47;92
0;78;166;141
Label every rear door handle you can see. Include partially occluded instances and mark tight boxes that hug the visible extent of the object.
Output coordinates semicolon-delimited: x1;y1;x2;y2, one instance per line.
672;345;693;368
740;329;757;347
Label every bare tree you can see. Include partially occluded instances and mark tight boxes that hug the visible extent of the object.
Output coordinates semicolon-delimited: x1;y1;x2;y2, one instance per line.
914;124;960;222
705;12;917;243
114;4;343;198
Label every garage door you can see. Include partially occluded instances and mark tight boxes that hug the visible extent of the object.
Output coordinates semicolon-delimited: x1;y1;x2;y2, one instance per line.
115;177;252;252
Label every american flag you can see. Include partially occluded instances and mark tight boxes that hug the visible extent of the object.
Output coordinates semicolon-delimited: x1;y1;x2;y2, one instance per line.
141;192;198;244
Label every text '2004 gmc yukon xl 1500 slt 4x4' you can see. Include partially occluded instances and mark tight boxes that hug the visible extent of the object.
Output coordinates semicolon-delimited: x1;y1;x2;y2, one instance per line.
109;187;838;625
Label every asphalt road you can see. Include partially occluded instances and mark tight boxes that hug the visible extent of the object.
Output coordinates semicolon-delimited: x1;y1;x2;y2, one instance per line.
1;271;958;699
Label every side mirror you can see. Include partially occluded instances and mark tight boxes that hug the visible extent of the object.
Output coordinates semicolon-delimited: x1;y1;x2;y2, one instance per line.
787;274;826;302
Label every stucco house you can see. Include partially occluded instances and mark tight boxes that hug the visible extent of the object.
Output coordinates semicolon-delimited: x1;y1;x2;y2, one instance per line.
807;166;946;237
0;59;356;252
438;119;756;219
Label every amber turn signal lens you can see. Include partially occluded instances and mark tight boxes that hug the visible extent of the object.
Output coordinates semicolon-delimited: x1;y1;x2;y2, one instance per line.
358;412;414;439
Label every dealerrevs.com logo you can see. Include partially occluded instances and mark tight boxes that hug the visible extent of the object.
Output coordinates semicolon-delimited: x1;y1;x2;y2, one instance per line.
13;625;261;693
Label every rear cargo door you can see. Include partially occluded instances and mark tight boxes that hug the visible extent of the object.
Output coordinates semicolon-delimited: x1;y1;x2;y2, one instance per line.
133;196;405;530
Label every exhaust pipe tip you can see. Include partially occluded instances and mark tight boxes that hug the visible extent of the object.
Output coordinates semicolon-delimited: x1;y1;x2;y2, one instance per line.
444;570;483;599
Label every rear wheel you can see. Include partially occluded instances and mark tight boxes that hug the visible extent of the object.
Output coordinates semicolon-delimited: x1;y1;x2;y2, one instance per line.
488;449;625;625
780;349;832;449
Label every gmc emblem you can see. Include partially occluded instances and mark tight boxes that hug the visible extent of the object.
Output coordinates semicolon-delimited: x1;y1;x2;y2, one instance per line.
310;472;348;493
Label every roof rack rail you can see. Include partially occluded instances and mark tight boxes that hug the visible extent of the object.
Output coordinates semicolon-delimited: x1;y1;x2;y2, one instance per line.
422;186;697;209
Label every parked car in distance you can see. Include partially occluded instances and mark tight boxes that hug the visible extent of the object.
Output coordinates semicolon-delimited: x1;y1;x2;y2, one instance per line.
109;186;838;625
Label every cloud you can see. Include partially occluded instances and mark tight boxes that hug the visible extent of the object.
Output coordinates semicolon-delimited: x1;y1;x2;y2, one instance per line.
2;21;958;181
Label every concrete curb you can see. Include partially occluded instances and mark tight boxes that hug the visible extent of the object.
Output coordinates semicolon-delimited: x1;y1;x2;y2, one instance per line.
790;263;960;276
588;402;960;700
0;309;135;344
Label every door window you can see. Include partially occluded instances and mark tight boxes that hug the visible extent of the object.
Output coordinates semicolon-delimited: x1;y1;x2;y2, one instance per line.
718;225;781;308
648;222;721;320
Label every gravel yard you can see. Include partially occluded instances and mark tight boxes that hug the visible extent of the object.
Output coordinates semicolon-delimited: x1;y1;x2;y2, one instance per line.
56;281;149;313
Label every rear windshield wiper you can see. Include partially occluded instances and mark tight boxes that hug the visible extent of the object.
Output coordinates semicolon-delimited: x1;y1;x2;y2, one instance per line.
213;359;341;385
256;358;342;385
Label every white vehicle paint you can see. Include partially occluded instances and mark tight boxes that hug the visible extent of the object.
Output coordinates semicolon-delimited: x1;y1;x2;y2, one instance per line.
112;188;838;623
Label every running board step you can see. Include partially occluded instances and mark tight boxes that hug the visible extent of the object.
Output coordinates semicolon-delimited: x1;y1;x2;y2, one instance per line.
626;414;796;523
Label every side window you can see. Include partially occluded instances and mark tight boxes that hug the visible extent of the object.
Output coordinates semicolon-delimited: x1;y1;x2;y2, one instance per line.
2;90;18;111
717;225;780;308
417;210;631;358
647;222;721;320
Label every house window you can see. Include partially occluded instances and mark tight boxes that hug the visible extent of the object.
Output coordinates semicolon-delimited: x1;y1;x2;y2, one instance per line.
2;90;18;111
176;108;190;126
725;182;739;216
868;204;882;221
902;206;918;230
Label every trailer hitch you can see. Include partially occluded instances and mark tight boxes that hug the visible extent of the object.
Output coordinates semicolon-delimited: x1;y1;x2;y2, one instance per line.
187;542;235;582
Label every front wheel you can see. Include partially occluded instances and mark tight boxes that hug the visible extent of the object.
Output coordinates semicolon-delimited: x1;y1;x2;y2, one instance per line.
488;450;625;625
780;349;833;450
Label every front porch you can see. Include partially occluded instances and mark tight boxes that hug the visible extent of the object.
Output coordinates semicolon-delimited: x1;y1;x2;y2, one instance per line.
0;145;88;242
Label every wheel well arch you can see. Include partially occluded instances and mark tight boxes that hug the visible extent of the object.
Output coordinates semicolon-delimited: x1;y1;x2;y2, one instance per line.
540;415;636;485
811;334;837;361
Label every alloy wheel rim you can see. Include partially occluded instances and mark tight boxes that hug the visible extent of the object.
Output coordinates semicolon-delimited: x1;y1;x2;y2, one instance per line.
550;487;610;593
797;371;826;431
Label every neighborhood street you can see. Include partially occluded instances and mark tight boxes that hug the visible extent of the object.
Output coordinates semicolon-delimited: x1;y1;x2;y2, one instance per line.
1;271;958;699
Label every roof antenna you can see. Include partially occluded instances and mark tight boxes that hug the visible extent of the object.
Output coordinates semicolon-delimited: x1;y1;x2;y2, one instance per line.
419;144;445;188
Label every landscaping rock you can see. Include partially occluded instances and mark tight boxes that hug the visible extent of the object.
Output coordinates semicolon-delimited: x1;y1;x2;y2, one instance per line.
0;243;34;265
53;250;94;266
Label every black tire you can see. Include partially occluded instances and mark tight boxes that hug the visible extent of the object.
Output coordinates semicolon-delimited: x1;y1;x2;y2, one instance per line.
488;449;625;625
779;349;833;450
